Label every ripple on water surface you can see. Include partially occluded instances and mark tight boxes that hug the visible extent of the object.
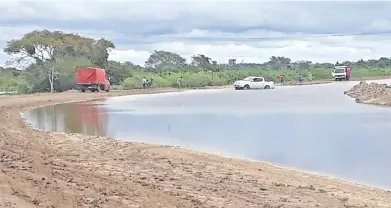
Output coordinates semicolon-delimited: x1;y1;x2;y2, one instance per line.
23;82;391;190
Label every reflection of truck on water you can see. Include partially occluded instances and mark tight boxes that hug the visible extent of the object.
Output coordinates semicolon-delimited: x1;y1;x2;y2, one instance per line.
76;67;111;92
234;76;276;90
331;65;352;81
76;103;108;136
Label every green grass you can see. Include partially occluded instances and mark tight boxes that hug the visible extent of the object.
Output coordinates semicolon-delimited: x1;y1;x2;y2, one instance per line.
2;67;391;93
121;67;391;89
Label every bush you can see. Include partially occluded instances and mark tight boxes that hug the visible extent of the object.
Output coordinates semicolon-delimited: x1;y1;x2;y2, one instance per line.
123;77;143;89
0;75;32;94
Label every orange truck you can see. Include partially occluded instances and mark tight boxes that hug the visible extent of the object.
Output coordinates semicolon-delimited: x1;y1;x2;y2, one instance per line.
76;67;110;92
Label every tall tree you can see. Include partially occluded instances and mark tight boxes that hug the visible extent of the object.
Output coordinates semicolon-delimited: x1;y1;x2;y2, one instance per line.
145;50;186;70
191;54;211;67
105;60;136;85
266;56;291;69
3;30;114;92
4;30;65;92
91;38;115;67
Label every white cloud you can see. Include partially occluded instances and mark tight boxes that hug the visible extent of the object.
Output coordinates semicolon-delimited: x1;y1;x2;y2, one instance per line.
109;50;150;66
1;0;391;67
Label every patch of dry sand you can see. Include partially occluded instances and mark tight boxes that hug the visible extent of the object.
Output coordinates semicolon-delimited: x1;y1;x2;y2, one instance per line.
0;88;390;208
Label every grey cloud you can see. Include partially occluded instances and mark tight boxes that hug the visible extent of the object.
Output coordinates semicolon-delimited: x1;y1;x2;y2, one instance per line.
3;1;391;36
2;0;391;54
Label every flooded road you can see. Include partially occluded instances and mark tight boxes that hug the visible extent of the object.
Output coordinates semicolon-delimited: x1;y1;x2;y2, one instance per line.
23;80;391;190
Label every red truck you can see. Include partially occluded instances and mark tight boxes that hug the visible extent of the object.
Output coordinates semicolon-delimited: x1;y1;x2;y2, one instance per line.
76;67;110;92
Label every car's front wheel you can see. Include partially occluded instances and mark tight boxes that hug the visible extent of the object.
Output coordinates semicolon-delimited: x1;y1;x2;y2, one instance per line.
264;85;270;89
244;85;250;90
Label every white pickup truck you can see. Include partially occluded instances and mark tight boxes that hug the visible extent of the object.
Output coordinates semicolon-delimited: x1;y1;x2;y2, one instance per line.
234;76;275;90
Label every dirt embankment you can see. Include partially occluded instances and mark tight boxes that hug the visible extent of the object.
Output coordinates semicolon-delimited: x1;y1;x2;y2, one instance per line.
345;81;391;105
1;89;391;208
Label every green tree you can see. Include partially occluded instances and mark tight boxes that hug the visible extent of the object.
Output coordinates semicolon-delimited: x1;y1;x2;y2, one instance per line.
91;38;115;67
265;56;291;69
145;50;186;70
4;30;64;92
191;54;221;71
105;60;135;85
3;30;114;93
191;54;211;66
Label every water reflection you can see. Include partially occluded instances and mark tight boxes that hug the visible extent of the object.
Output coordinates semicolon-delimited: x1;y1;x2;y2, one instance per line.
25;102;108;136
22;81;391;190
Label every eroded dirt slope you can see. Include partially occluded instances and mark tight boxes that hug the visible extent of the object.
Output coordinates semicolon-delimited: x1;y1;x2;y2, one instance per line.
1;89;391;208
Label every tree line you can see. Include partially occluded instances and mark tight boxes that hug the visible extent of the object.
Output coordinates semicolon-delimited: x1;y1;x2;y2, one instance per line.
1;29;391;94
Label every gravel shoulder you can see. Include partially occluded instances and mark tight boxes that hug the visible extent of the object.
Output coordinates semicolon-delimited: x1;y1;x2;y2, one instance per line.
345;81;391;106
1;88;391;208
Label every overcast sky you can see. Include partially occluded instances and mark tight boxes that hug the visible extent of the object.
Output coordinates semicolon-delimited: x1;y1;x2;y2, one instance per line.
1;0;391;66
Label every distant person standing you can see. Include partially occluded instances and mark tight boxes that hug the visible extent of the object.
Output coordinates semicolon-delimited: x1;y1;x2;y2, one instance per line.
142;77;147;89
148;78;154;89
308;72;313;81
177;77;183;90
279;74;285;84
298;74;303;84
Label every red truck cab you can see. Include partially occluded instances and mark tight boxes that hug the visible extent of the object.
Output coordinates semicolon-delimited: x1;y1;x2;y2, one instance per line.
76;67;110;92
345;65;352;80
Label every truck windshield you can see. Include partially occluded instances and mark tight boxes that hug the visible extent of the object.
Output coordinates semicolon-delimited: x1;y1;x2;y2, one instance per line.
243;77;253;81
334;68;345;73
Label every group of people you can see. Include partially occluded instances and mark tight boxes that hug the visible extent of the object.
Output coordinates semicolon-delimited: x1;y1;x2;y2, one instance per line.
279;72;312;84
141;77;154;89
141;76;183;90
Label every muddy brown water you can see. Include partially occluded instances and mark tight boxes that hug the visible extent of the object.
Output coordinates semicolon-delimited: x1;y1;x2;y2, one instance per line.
23;80;391;190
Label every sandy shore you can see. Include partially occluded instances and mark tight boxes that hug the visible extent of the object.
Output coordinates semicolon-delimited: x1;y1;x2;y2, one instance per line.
1;88;391;208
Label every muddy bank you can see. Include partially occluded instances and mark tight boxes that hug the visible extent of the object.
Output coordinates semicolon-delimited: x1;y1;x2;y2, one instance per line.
1;89;391;207
345;81;391;105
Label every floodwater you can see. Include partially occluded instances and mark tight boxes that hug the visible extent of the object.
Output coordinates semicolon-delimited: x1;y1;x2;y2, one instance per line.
23;80;391;190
